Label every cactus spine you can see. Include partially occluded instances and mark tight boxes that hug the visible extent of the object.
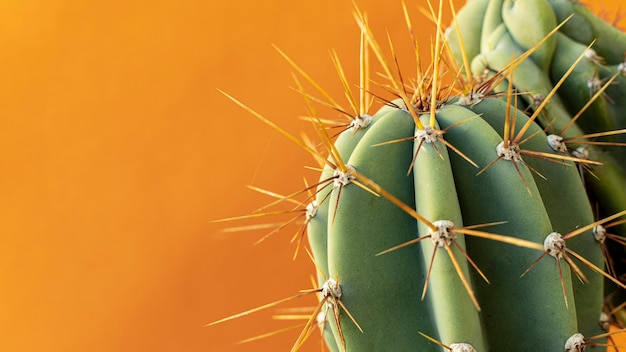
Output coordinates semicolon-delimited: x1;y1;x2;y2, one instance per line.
211;0;626;351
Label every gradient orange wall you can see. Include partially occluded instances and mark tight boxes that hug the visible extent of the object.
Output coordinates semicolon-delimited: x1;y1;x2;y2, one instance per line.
0;1;623;351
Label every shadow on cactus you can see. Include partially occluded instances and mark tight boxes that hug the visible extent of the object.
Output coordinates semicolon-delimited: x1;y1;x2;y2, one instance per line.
209;0;626;351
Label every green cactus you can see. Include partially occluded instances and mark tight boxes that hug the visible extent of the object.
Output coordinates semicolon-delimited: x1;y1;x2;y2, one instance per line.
210;1;626;351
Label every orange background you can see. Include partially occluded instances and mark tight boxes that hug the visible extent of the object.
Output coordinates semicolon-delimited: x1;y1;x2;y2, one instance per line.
0;1;623;351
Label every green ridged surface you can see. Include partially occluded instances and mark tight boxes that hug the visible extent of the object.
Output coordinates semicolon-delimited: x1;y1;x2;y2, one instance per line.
413;111;487;351
327;108;438;351
438;103;578;351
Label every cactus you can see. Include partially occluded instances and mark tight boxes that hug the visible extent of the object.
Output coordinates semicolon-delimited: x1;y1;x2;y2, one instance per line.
210;0;626;351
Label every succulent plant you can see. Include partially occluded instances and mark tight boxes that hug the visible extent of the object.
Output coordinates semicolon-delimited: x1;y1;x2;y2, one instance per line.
210;1;626;351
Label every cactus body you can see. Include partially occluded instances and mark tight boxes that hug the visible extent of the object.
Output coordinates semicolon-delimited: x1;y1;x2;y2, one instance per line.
308;94;602;350
327;108;437;351
305;0;626;350
213;0;626;351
